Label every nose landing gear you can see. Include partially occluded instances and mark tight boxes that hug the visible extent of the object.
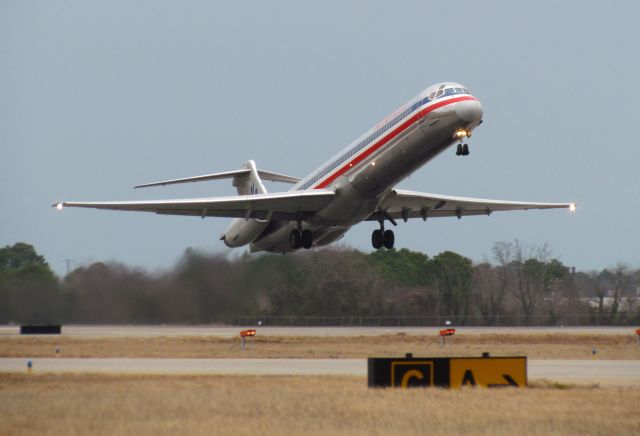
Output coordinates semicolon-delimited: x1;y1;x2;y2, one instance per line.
454;129;471;156
456;143;469;156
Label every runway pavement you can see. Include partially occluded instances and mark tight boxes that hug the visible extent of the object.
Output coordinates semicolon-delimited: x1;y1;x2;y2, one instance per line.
1;358;639;386
0;325;635;337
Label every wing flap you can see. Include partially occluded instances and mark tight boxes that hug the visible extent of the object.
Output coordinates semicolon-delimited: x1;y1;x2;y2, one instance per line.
371;189;574;221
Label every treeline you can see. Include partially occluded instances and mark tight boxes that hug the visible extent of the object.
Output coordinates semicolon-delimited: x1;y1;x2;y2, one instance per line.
0;242;639;325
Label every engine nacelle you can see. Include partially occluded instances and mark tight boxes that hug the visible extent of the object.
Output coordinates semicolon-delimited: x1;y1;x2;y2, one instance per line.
221;218;269;247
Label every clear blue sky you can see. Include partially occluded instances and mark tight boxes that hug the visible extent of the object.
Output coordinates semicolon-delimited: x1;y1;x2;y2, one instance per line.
2;0;638;275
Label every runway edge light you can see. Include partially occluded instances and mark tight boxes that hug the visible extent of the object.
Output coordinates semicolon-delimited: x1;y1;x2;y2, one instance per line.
439;328;455;347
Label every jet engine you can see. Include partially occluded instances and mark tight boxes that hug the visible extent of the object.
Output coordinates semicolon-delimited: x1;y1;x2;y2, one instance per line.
221;218;269;247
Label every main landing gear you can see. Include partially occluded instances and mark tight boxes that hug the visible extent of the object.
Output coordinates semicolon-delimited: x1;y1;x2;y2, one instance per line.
454;129;471;156
372;214;395;250
290;228;313;249
372;229;394;250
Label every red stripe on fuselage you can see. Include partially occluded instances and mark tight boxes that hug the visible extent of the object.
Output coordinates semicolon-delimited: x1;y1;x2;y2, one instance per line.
314;95;476;189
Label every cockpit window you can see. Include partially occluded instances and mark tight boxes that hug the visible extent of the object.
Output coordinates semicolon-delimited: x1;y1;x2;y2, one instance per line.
426;85;471;103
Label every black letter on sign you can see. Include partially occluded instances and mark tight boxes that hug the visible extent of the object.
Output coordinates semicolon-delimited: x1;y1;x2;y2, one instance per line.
462;370;476;386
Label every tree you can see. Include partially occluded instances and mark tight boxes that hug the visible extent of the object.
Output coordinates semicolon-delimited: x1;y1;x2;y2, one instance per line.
472;262;505;325
430;251;473;321
367;248;432;287
267;248;385;317
492;240;568;325
0;243;60;323
598;263;632;323
0;242;49;271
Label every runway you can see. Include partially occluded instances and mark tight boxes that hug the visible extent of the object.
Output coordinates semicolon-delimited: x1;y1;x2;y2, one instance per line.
2;358;639;386
0;325;635;337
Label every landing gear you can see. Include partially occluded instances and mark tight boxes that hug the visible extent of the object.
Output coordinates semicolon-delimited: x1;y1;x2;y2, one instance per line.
301;229;313;249
290;229;313;249
383;229;394;249
290;230;302;249
371;217;395;250
456;143;469;156
454;129;471;156
372;229;383;249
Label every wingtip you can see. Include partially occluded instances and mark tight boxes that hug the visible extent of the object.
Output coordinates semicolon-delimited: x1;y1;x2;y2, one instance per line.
52;202;64;210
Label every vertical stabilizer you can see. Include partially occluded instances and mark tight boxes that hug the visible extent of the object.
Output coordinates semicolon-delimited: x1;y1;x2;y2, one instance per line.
232;160;268;195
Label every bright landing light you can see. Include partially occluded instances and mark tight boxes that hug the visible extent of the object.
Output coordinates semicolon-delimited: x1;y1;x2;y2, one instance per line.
56;203;63;210
569;203;576;212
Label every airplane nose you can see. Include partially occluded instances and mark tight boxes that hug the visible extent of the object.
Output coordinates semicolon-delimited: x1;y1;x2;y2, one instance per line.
455;99;483;123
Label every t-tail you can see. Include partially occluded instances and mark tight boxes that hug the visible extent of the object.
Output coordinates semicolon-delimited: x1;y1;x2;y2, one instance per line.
233;160;268;195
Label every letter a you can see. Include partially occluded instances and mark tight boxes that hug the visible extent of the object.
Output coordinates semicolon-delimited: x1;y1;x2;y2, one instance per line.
462;369;476;386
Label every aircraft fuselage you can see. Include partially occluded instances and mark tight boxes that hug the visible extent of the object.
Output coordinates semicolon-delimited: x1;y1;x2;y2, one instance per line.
248;82;483;252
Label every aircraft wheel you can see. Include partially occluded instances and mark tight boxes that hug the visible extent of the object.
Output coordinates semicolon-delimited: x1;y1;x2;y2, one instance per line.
290;230;302;249
301;229;313;249
456;143;463;156
372;229;383;249
383;229;395;249
462;144;469;156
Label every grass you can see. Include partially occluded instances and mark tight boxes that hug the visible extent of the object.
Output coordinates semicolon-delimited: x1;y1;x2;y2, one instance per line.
1;333;639;359
1;373;639;436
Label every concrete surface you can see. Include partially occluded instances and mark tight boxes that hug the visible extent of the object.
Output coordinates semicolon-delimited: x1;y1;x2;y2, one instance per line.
2;358;639;386
1;325;636;338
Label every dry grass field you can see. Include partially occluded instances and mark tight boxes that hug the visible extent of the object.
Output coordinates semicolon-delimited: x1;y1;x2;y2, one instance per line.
1;373;639;436
1;333;639;359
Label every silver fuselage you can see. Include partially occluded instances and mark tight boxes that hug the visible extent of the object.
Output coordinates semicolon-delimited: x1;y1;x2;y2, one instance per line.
241;82;483;253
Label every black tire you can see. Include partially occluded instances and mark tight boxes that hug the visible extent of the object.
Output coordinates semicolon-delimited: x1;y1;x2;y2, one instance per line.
456;143;463;156
290;230;302;249
383;229;395;249
462;144;469;155
301;229;313;249
371;229;383;249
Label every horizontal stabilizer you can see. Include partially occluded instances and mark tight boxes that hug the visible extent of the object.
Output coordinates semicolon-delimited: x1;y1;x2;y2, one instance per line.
134;168;300;189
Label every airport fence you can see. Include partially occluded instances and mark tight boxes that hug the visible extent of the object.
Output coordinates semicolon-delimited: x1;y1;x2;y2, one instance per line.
231;313;639;327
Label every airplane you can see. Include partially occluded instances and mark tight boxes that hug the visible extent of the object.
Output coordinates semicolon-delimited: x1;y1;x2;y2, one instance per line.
53;82;575;253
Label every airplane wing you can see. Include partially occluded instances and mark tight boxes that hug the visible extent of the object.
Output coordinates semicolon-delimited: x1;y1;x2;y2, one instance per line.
53;190;335;221
371;189;575;221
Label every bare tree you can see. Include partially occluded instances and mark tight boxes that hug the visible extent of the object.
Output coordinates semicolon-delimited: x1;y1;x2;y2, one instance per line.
472;262;504;325
492;240;555;325
598;263;632;322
